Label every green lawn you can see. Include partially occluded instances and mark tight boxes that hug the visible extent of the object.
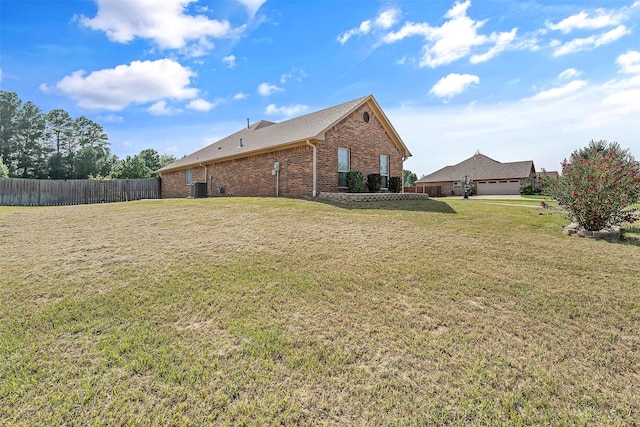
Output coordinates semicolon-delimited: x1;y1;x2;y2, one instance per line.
1;197;638;426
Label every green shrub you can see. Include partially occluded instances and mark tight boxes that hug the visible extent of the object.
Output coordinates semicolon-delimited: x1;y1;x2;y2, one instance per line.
519;182;535;195
389;176;402;193
346;170;364;193
550;140;640;231
366;173;381;192
0;157;8;178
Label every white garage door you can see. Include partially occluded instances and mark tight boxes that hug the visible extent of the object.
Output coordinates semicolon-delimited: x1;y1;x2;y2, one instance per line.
476;180;520;195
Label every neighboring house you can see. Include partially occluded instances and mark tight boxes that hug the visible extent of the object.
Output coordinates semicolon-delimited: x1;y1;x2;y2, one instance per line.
416;152;537;196
157;95;412;198
536;170;559;194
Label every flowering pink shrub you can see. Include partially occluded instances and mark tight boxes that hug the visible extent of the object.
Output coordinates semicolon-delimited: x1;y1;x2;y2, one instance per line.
551;140;640;231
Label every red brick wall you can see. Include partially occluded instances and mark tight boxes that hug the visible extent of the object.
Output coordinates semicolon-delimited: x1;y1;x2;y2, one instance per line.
204;145;313;197
160;103;406;198
160;167;207;198
160;145;314;198
316;103;403;193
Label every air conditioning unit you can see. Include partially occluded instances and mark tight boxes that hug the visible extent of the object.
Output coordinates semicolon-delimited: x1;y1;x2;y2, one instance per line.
190;182;207;198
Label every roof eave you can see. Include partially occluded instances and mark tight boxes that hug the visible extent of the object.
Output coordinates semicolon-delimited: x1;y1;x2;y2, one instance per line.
157;139;317;174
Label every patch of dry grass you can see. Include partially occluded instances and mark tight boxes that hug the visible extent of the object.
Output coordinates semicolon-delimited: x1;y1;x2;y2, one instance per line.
1;197;639;425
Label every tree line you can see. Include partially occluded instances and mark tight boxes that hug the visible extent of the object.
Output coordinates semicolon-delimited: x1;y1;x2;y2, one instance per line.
0;91;176;180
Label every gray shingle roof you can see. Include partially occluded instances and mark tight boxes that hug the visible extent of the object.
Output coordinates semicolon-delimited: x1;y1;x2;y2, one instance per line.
158;95;409;173
416;153;535;183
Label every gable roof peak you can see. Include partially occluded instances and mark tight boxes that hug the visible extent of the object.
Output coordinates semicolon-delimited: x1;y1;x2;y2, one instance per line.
469;152;498;163
250;120;275;130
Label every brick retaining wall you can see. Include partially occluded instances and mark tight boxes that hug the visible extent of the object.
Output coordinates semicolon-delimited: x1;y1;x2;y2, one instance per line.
317;192;430;202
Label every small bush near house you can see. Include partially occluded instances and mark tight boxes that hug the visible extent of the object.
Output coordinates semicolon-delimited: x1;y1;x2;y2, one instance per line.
389;176;402;193
519;182;535;195
346;170;364;193
366;173;381;192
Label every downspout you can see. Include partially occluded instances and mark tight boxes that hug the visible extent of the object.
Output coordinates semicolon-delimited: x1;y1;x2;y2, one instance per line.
201;163;207;195
306;139;317;197
401;156;409;193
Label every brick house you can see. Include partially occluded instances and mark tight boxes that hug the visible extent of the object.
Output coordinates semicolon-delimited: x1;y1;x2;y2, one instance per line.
415;152;537;196
157;95;412;198
536;170;559;194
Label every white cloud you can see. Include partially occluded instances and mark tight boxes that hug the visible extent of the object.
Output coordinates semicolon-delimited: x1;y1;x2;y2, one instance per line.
337;8;401;44
0;68;3;82
51;59;198;111
148;100;173;116
179;37;215;58
257;82;284;96
429;73;479;100
99;114;124;123
233;92;248;100
187;98;217;111
382;0;517;68
552;25;630;57
528;80;587;101
546;9;622;33
617;50;640;74
470;28;517;64
602;89;640;115
280;67;307;84
559;68;581;80
78;0;244;55
375;9;401;29
382;22;430;44
235;0;267;18
588;52;640;121
222;55;236;68
337;20;372;44
264;104;308;117
581;74;640;127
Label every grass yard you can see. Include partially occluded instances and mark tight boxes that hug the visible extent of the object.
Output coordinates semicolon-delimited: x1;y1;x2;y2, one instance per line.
1;197;639;426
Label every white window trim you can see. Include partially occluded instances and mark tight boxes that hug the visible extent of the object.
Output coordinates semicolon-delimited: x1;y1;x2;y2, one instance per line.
380;154;389;189
186;168;193;185
338;147;350;188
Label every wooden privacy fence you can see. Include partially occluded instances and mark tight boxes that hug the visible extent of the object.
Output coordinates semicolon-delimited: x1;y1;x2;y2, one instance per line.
404;185;441;197
0;178;160;206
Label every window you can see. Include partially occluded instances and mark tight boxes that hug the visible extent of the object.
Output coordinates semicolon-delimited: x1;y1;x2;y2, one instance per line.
338;148;350;187
453;182;462;189
380;154;389;189
185;168;192;185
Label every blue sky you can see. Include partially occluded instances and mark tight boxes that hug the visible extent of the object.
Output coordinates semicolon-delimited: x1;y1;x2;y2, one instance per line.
1;0;639;176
